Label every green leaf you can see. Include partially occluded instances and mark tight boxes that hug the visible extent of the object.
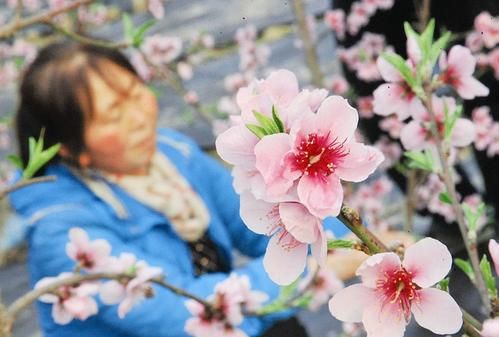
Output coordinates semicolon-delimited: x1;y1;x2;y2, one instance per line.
279;278;299;299
253;110;279;134
437;277;449;292
444;104;462;140
403;22;418;41
404;151;433;171
382;52;416;88
327;239;355;250
439;192;452;205
419;19;435;56
132;19;156;48
479;255;497;298
271;105;285;133
122;13;134;42
291;293;313;308
462;201;486;232
246;124;267;139
454;258;475;282
7;154;23;170
429;31;451;66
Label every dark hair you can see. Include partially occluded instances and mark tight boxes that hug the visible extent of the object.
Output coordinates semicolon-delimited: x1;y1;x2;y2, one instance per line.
16;41;139;174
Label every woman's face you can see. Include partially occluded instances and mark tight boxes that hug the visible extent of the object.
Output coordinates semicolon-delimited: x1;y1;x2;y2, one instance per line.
81;61;158;175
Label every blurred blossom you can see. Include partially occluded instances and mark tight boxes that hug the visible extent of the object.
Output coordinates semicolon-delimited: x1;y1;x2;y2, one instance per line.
48;0;68;10
374;136;402;170
330;74;349;95
66;228;112;273
438;45;489;100
130;51;153;81
474;12;499;49
78;4;108;26
356;96;374;119
465;31;484;53
35;273;99;325
217;96;239;116
378;115;404;139
481;317;499;337
324;9;346;40
148;0;165;20
141;34;183;65
183;91;199;105
100;253;162;318
8;0;40;11
177;61;193;80
0;62;17;87
201;34;215;49
224;73;248;93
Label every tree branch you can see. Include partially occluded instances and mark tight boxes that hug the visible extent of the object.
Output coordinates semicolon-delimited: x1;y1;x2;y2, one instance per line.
0;176;56;199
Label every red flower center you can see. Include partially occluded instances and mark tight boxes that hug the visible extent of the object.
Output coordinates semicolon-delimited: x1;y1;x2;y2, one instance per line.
376;268;420;319
440;66;461;88
76;252;95;269
293;132;349;180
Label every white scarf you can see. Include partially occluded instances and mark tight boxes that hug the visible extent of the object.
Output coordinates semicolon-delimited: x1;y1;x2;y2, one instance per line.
82;151;210;242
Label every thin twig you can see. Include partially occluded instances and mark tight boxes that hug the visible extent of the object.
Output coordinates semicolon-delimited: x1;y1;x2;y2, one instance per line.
47;21;130;49
0;0;94;39
0;175;56;199
291;0;324;87
423;88;491;313
404;169;417;232
7;272;213;322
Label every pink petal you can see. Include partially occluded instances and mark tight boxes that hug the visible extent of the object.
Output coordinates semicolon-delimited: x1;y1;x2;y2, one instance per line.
372;83;412;120
456;76;490;100
481;317;499;337
100;280;126;305
356;252;401;288
254;133;295;197
90;239;111;259
68;227;89;247
297;174;343;218
310;225;327;267
411;288;462;334
328;284;375;322
362;300;407;337
377;56;404;82
335;142;384;182
118;296;135;319
448;45;476;76
451;118;476;147
400;121;427;151
52;303;74;325
262;69;300;107
402;238;452;288
315;96;359;143
279;202;320;243
489;239;499;275
215;125;258;169
64;296;98;320
263;233;308;285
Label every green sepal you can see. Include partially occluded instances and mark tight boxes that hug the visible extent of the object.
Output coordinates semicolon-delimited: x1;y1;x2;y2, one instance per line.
253;110;279;134
272;105;285;133
480;255;498;298
437;277;450;292
7;154;23;170
132;19;156;48
327;239;355;250
246;124;268;139
439;192;452;205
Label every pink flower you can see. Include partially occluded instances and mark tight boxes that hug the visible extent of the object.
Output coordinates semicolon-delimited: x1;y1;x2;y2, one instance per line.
177;62;193;80
330;74;350;95
299;258;344;310
357;96;374;119
474;12;499;49
400;96;475;151
489;239;499;276
373;56;424;120
379;115;404;139
184;91;199;104
65;227;111;272
148;0;164;20
329;238;462;337
347;2;372;35
35;273;99;325
99;253;162;318
240;193;326;285
324;9;346;40
438;45;489;100
254;96;384;218
374;136;402;170
224;73;248;93
141;34;182;65
130;51;153;81
214;274;268;316
465;31;484;53
185;301;247;337
472;106;494;150
481;317;499;337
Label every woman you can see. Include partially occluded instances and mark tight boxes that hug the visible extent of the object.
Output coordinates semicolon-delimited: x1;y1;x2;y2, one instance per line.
9;42;335;337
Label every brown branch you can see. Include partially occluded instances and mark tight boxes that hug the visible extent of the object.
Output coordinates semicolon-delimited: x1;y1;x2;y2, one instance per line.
291;0;324;87
422;87;491;314
0;175;56;199
404;169;417;232
337;205;389;254
0;0;94;39
7;272;213;325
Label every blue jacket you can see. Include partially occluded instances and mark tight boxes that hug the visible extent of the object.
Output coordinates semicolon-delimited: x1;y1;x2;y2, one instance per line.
9;128;347;337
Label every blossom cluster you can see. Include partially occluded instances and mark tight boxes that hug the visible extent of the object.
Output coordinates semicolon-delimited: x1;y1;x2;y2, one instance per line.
216;69;384;285
185;274;268;337
34;228;162;324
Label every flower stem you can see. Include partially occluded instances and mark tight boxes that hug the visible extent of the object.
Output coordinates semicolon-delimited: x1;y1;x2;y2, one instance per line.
337;205;389;254
0;176;56;199
422;88;491;313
